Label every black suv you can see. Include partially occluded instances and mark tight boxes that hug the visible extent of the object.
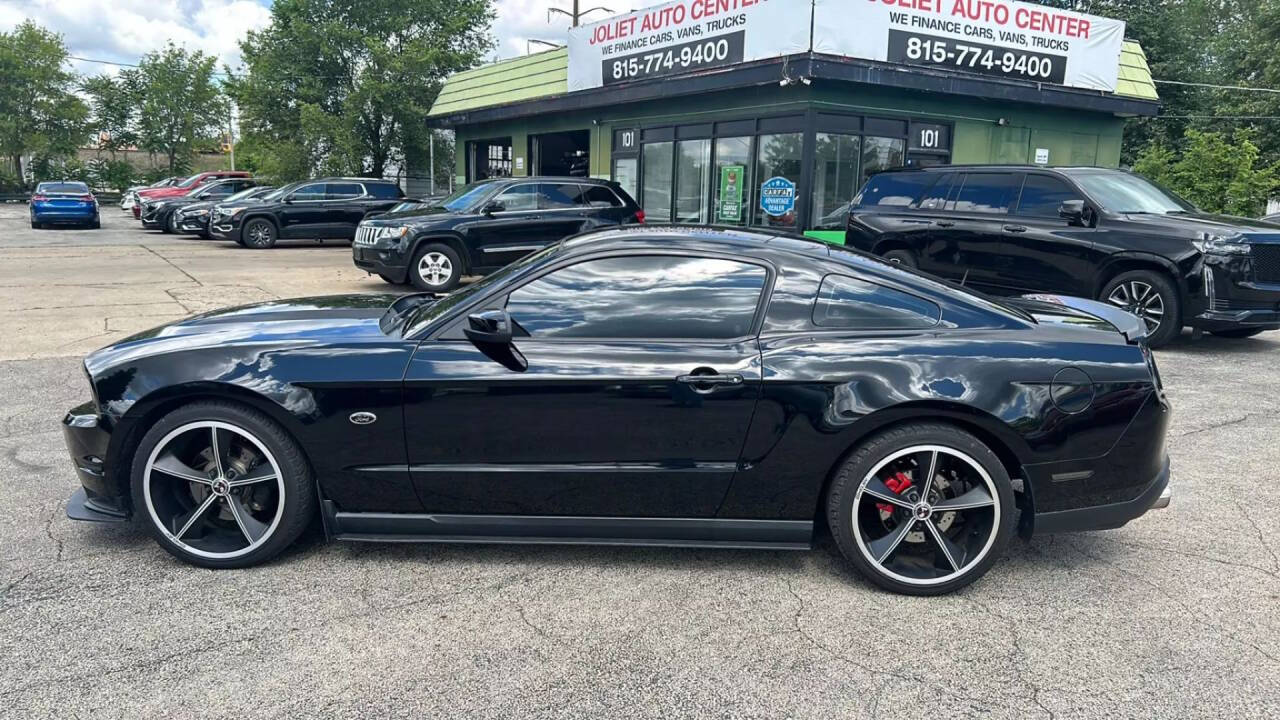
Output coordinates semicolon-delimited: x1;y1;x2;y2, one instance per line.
353;177;642;291
139;178;259;233
845;166;1280;346
209;177;405;248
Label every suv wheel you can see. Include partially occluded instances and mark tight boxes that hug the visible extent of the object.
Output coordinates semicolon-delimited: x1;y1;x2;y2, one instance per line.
882;249;918;268
410;243;462;292
1101;270;1181;348
242;218;277;249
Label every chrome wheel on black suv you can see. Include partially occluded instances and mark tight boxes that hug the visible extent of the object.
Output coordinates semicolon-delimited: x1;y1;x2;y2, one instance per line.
1101;270;1181;347
410;243;462;292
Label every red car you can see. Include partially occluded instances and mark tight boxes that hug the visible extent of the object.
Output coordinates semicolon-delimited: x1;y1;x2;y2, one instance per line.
133;171;251;218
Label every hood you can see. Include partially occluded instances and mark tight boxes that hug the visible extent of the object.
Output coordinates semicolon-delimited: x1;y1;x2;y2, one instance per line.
85;294;403;374
137;186;191;200
1123;211;1280;241
362;206;458;226
174;199;217;212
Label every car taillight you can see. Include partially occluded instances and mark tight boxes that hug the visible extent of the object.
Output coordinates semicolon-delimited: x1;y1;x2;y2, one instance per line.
80;194;95;202
31;194;47;202
634;209;645;224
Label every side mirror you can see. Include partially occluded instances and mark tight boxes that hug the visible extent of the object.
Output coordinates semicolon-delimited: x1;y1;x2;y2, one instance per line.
463;309;527;372
481;201;505;215
1059;199;1087;225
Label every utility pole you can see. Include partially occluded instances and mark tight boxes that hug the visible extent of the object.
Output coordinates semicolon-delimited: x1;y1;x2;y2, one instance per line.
548;1;614;27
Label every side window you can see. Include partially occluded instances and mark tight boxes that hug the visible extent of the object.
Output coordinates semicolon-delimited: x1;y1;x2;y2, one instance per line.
582;185;623;208
1015;175;1082;218
812;274;940;330
855;173;935;208
950;173;1019;214
325;183;364;200
506;255;768;339
916;173;956;210
366;182;404;199
491;184;537;212
206;184;233;197
537;183;586;209
289;183;326;201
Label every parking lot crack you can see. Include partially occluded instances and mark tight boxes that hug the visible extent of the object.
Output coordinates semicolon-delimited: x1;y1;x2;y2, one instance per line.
1175;413;1271;438
139;245;202;286
1229;496;1280;573
959;594;1055;720
43;504;65;563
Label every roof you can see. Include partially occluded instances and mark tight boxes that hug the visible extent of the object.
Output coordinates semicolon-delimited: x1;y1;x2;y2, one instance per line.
429;43;1159;121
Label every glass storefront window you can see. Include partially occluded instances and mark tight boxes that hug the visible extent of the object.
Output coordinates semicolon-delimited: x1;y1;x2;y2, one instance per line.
812;133;861;230
753;132;803;229
675;139;711;223
642;142;673;223
713;136;751;225
613;157;638;203
861;136;906;187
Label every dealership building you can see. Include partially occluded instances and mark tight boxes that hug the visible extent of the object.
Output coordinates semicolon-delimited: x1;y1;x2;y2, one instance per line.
426;0;1159;242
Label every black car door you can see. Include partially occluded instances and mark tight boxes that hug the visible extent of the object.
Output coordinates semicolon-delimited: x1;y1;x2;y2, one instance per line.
536;182;593;237
277;182;328;238
997;173;1099;296
463;183;551;269
324;182;366;238
923;171;1020;290
401;253;768;518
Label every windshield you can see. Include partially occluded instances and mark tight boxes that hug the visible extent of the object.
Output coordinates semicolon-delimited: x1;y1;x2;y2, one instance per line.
176;173;204;188
224;186;270;203
404;243;560;336
37;182;89;194
435;181;497;212
1071;171;1196;214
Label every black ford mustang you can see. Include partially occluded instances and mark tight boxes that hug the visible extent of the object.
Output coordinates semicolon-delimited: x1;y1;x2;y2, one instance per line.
62;227;1171;594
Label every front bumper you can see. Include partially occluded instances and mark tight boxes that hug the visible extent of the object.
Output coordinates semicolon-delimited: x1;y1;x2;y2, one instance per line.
353;244;409;282
1191;255;1280;331
177;214;210;234
209;216;243;240
62;401;128;521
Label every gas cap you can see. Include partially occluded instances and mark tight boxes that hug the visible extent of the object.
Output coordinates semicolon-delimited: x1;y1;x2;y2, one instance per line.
1050;367;1095;415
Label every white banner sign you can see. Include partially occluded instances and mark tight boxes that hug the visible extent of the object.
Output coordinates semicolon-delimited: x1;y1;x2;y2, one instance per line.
812;0;1126;92
566;0;812;92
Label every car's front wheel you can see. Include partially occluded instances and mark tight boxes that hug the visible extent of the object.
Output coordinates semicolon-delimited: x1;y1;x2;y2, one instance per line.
826;422;1015;595
164;212;178;234
130;401;316;569
242;218;278;249
1101;270;1181;347
409;243;462;292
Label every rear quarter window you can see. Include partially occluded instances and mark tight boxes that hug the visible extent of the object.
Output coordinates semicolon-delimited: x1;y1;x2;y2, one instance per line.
366;182;405;199
813;274;941;330
855;173;935;208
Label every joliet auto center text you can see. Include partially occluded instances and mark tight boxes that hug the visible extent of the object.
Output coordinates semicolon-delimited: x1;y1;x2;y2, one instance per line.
424;0;1160;243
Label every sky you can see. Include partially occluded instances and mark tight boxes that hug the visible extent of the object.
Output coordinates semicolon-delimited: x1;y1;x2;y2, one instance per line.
0;0;624;76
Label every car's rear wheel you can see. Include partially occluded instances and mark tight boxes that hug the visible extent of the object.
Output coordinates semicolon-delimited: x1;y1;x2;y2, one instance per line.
827;423;1015;595
1101;270;1181;347
242;218;277;249
165;212;178;233
89;216;100;229
882;248;917;268
30;220;41;230
409;243;462;292
1210;327;1267;339
130;401;316;569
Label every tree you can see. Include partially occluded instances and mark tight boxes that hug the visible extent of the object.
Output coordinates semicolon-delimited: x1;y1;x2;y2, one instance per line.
134;44;226;173
1134;129;1278;216
0;22;88;182
231;0;495;180
82;72;141;158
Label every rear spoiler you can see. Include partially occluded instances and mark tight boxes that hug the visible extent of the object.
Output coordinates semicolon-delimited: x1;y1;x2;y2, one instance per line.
1020;294;1148;344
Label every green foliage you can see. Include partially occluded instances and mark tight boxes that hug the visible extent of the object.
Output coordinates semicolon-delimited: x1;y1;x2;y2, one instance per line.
81;73;142;156
1134;129;1279;216
231;0;495;179
29;155;90;185
134;44;226;173
86;157;140;192
0;21;89;181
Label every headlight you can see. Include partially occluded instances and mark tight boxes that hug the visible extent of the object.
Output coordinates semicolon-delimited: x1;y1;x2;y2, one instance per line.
192;208;210;216
1193;234;1251;256
357;225;409;246
221;206;247;217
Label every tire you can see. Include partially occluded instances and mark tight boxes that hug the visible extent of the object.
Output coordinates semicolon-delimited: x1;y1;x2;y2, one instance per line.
164;211;178;234
89;217;100;230
30;221;41;230
1210;327;1267;339
409;243;462;292
882;248;918;269
129;400;316;569
242;218;277;249
826;422;1016;595
1100;270;1181;348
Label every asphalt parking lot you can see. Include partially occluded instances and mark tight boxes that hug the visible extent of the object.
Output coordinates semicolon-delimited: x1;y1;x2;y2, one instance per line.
0;205;1278;718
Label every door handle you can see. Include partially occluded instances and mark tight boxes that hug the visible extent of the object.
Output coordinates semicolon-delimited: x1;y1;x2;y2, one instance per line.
676;372;744;393
934;221;955;228
1004;224;1028;233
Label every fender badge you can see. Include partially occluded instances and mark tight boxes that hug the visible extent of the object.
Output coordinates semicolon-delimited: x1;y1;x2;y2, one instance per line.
349;411;377;425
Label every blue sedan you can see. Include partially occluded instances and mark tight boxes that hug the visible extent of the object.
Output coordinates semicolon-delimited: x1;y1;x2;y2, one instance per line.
30;181;100;229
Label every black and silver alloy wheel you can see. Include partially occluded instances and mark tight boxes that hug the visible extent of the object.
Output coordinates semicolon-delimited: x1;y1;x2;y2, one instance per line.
243;219;276;249
143;420;284;560
1106;280;1164;334
827;423;1015;595
419;252;452;286
852;445;1000;588
131;401;315;568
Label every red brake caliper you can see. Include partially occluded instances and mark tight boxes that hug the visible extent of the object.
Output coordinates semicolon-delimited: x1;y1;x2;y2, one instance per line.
876;471;913;515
